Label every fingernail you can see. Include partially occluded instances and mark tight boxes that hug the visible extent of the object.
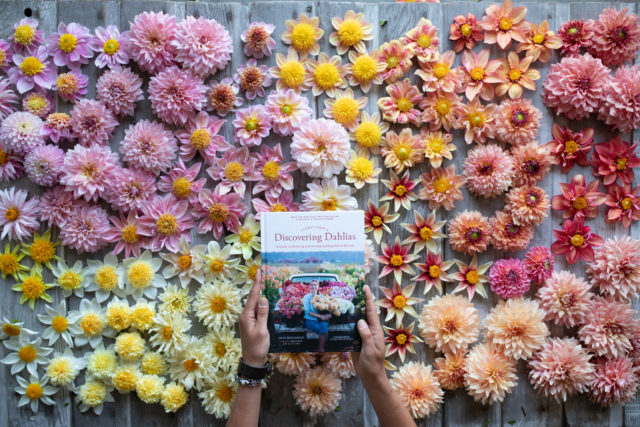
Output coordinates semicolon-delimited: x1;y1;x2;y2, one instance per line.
357;319;366;329
259;298;268;307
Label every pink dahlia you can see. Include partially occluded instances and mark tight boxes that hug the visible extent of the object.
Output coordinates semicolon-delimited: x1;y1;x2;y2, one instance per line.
96;66;144;118
542;54;611;121
104;167;156;213
0;188;39;241
550;174;606;220
421;91;463;132
0;147;23;183
463;144;514;198
492;52;541;99
207;78;243;117
523;246;554;284
415;50;464;94
418;164;466;211
148;66;206;127
454;98;497;145
24;144;64;187
39;186;81;228
545;124;593;173
528;338;594;402
8;46;56;93
252;191;300;220
480;0;528;50
234;59;272;100
252;144;296;201
0;39;13;72
588;7;640;67
54;69;88;103
206;147;259;197
128;11;177;74
104;211;150;258
591;137;640;186
495;98;541;146
449;14;484;53
0;78;18;121
42;113;73;144
138;195;194;253
588;237;640;302
605;184;640;228
377;78;423;126
558;20;594;57
242;22;276;59
59;203;110;253
447;210;492;255
69;99;118;146
504;185;549;226
176;111;227;165
90;25;130;69
579;297;638;358
194;187;246;240
22;91;53;118
536;271;593;327
120;119;176;175
490;210;534;252
264;89;312;136
590;357;639;406
377;40;413;83
61;144;120;202
172;16;232;79
47;22;93;68
488;258;530;299
232;105;271;147
551;217;604;265
291;118;350;179
516;20;562;63
10;18;44;55
401;17;439;65
460;48;501;101
598;65;640;134
157;159;206;205
0;111;44;155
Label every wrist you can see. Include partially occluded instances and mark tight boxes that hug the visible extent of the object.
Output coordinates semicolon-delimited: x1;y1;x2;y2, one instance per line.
361;369;390;391
243;356;268;367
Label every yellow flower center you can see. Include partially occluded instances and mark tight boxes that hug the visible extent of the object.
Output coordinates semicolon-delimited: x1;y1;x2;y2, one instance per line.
417;34;431;48
508;69;522;82
172;177;192;198
127;262;153;288
396;97;413;112
314;63;340;89
80;313;103;336
461;23;472;37
103;38;119;55
118;223;138;243
14;25;35;45
465;270;479;285
389;254;404;267
156;213;178;235
332;97;359;124
183;358;198;372
419;226;433;241
291;22;316;51
190;128;210;150
161;327;173;341
59;271;81;290
26;95;47;112
433;177;451;193
337;19;364;47
177;254;192;270
95;266;118;291
18;345;36;363
245;118;258;131
210;259;225;273
224;162;244;182
210;296;226;313
392;294;406;309
470;67;485;81
371;215;382;227
271;203;288;212
239;228;253;244
435;99;451;115
355;121;381;147
22;276;45;299
30;240;55;264
386;56;399;68
280;104;292;115
564;140;578;154
350;157;374;180
26;383;42;400
262;160;281;181
468;112;485;127
617;157;627;171
2;323;20;336
570;234;584;247
51;315;68;333
499;17;512;31
20;56;44;76
209;203;229;223
352;55;378;82
621;197;633;210
533;33;545;44
322;197;337;211
394;144;411;161
572;196;587;210
280;61;306;88
58;33;78;53
216;386;233;402
214;342;227;357
0;148;7;166
248;264;259;279
395;333;407;345
0;253;19;275
428;138;444;154
428;265;441;278
433;62;450;79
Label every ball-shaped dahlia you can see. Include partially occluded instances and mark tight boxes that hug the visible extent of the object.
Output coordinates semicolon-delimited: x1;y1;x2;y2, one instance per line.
61;144;120;202
69;99;118;147
485;298;549;360
447;210;492;255
589;356;639;406
489;258;531;299
434;352;466;391
172;16;232;79
504;185;549;226
528;337;594;402
588;7;640;67
148;66;207;127
588;236;640;301
96;66;144;118
510;141;552;187
120;120;177;175
578;296;638;358
598;65;640;134
292;367;341;416
59;203;110;253
495;98;542;146
536;270;592;327
390;362;443;420
418;294;480;354
24;144;65;187
542;54;611;121
523;246;554;283
464;343;517;405
0;111;44;155
128;11;177;74
463;144;514;198
291;118;350;179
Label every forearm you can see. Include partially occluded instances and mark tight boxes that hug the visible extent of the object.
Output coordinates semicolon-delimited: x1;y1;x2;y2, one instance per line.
362;373;416;427
226;385;262;427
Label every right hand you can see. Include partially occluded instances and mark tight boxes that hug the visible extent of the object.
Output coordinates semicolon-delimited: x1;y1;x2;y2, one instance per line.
238;270;270;367
352;285;386;385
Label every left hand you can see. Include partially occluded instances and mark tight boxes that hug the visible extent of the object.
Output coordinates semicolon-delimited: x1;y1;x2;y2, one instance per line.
238;269;270;367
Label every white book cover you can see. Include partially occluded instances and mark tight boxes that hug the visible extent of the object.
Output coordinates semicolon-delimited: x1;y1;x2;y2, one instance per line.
260;211;366;353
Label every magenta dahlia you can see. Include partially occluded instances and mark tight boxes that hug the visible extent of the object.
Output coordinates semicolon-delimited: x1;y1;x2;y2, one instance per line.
489;258;530;299
120;119;177;175
24;144;65;187
69;99;118;146
59;203;110;253
127;11;177;74
96;66;144;118
588;7;640;67
588;237;640;302
590;137;640;187
61;144;120;202
148;66;206;127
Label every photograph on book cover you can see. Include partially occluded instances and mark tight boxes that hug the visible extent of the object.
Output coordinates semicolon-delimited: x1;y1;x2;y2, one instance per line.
261;211;366;353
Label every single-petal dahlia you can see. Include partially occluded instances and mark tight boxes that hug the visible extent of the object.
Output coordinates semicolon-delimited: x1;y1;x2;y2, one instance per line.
8;46;56;93
42;113;72;144
605;184;640;228
148;66;206;127
598;65;640;134
0;39;12;72
420;130;456;169
381;128;423;173
47;22;93;68
413;250;454;295
536;270;593;327
242;22;276;59
207;147;259;197
551;174;606;220
104;211;149;258
377;78;423;126
464;144;514;198
281;13;324;56
269;48;309;93
542;54;611;120
195;187;247;239
252;144;297;201
38;186;81;228
579;297;638;358
96;66;143;118
22;91;53;118
157;159;206;205
451;255;492;300
377;282;423;328
419;294;480;354
59;203;110;253
54;69;88;103
418;164;466;211
588;237;640;302
551;218;604;264
415;50;464;95
304;52;347;98
345;50;385;93
523;246;554;284
421;91;463;132
0;188;39;242
454;98;497;145
590;357;639;406
490;210;534;252
390;362;443;420
384;322;423;363
207;78;243;117
401;17;440;65
377;236;417;283
300;177;357;212
264;89;312;136
495;98;541;146
293;368;341;416
377;39;414;83
120;120;177;175
24;145;64;187
61;144;119;202
450;14;484;52
380;170;418;212
545;124;593;173
460;48;501;101
69;99;118;147
234;59;272;100
138;195;194;253
516;20;562;63
448;210;491;255
176;111;227;165
489;258;530;299
232;105;272;147
493;52;540;99
251;191;300;220
510;142;551;187
324;88;367;132
0;111;44;155
10;18;44;55
0;78;18;121
465;343;517;405
330;10;373;56
588;7;640;67
0;147;23;183
104;167;156;213
528;338;594;401
128;11;177;74
434;352;466;391
558;19;594;57
89;25;130;69
172;16;231;78
364;200;398;244
505;185;549;226
480;0;528;50
401;209;446;254
591;137;640;187
291;118;350;179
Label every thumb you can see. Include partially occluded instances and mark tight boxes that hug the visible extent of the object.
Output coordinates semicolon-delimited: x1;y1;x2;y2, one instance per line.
255;297;269;330
357;319;373;346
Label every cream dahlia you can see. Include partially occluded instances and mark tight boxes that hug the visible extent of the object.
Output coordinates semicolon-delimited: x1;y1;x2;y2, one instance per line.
418;294;480;354
464;343;517;405
390;362;443;419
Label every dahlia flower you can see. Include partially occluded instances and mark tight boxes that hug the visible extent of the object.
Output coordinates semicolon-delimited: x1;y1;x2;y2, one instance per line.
345;50;385;93
377;282;423;327
451;256;492;301
419;294;480;354
460;48;500;101
464;343;517;404
588;237;640;301
301;177;358;212
505;185;549;226
380;170;418;212
0;188;39;242
139;195;194;253
542;54;611;120
495;98;541;146
104;167;156;212
493;52;540;99
89;25;130;68
449;13;484;52
377;237;417;282
207;78;243;116
269;48;309;93
54;69;88;103
0;78;17;121
523;246;554;284
545;124;593;173
324;88;367;132
304;52;347;97
264;89;312;136
591;137;640;186
434;352;467;391
384;322;422;363
0;39;12;72
234;59;272;100
194;187;247;240
157;160;206;206
415;51;463;95
252;191;300;219
421;130;456;168
401;209;446;254
381;128;423;173
598;65;640;134
0;147;23;183
59;204;110;253
558;19;594;57
551;174;606;220
590;356;639;406
120;120;176;175
455;98;497;145
578;296;638;358
464;144;514;198
172;16;232;78
96;66;143;118
273;352;316;376
9;46;56;93
207;147;259;197
537;270;593;327
364;200;398;244
413;250;454;295
128;11;177;74
47;22;93;67
418;164;465;211
10;18;44;54
489;258;530;300
377;39;414;83
481;0;528;49
390;362;443;419
69;99;118;147
242;22;276;59
321;353;355;379
105;211;149;258
61;144;119;202
448;210;491;255
552;218;604;264
378;78;423;126
176;111;227;165
24;145;64;187
38;186;81;228
43;112;73;144
281;13;324;56
148;66;206;127
421;91;463;132
588;7;640;67
252;144;297;201
291;118;349;179
0;111;44;155
22;91;53;118
490;210;534;252
293;368;341;416
528;338;594;401
401;17;439;64
516;20;562;63
605;184;640;228
330;10;373;55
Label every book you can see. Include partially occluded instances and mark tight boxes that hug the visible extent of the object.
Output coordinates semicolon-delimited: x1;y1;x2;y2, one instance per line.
260;211;366;353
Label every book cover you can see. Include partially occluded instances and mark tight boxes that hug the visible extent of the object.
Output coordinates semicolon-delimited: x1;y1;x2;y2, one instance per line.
261;211;366;353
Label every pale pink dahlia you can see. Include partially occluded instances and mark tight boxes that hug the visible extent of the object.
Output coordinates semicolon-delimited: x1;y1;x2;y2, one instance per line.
0;78;18;121
24;144;64;187
176;111;227;165
157;159;206;205
22;91;53;118
590;356;639;406
232;105;271;147
480;0;528;50
148;66;206;127
242;22;276;59
39;186;81;228
523;246;554;283
418;294;480;354
54;69;88;103
598;65;640;134
69;99;118;146
0;111;44;155
293;367;342;416
579;297;638;358
90;25;130;69
495;98;541;146
172;16;232;79
0;147;23;183
536;271;593;327
61;144;120;202
252;144;297;201
252;191;300;220
490;210;534;252
454;98;497;145
464;343;517;405
542;54;611;120
588;8;640;67
0;188;39;242
234;59;272;100
272;353;316;376
138;195;194;253
194;187;247;240
434;353;466;391
463;144;514;198
206;147;259;197
418;164;466;211
47;22;93;67
390;362;443;420
120;120;177;175
321;352;355;379
264;89;312;136
489;258;530;299
377;78;423;126
128;11;177;74
96;66;144;118
43;113;73;144
291;118;350;179
104;211;149;258
588;237;640;302
8;46;56;93
528;338;594;402
59;203;110;253
104;167;156;213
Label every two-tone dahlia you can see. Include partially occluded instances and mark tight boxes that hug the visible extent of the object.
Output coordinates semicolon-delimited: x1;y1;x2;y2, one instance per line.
128;11;177;74
390;362;443;420
415;50;464;94
61;144;119;202
384;322;422;363
545;124;592;174
22;91;53;118
54;69;88;103
419;294;480;354
590;356;639;406
377;39;414;83
448;210;491;255
234;59;272;100
264;89;312;136
207;78;243;116
291;118;350;179
364;200;398;244
90;25;130;69
413;250;454;295
605;184;640;228
591;137;639;187
138;195;194;253
377;237;417;283
465;343;517;405
463;144;514;198
377;281;423;328
505;185;549;226
69;99;118;147
558;20;594;57
490;210;534;252
120;120;177;175
536;270;593;327
495;98;541;146
523;246;554;284
451;255;492;300
455;98;497;145
381;128;423;173
0;111;44;155
43;113;72;144
96;66;143;118
300;177;357;212
421;130;456;169
418;164;465;211
588;7;640;67
401;18;439;64
588;237;640;302
450;14;483;52
242;22;276;59
24;145;64;187
380;171;418;212
377;78;423;126
579;297;638;358
421;92;463;132
172;16;231;78
401;209;446;254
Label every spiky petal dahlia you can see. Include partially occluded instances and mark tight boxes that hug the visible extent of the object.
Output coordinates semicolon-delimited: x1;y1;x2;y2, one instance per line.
495;98;541;146
528;338;594;402
464;343;517;405
291;118;350;179
590;137;640;187
489;258;530;299
551;218;604;265
418;294;480;354
504;185;549;226
588;7;640;67
148;66;207;127
128;11;177;74
579;297;638;358
418;164;465;211
536;271;592;327
293;367;341;416
96;66;144;118
0;78;18;121
172;16;231;79
463;144;514;198
523;246;554;284
447;210;491;255
434;352;466;391
69;99;118;147
390;362;443;420
590;356;639;406
542;54;611;121
588;237;640;302
545;124;593;174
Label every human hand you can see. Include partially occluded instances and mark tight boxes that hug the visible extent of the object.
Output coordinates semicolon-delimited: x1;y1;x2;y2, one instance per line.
352;285;387;387
322;314;331;321
238;269;270;367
